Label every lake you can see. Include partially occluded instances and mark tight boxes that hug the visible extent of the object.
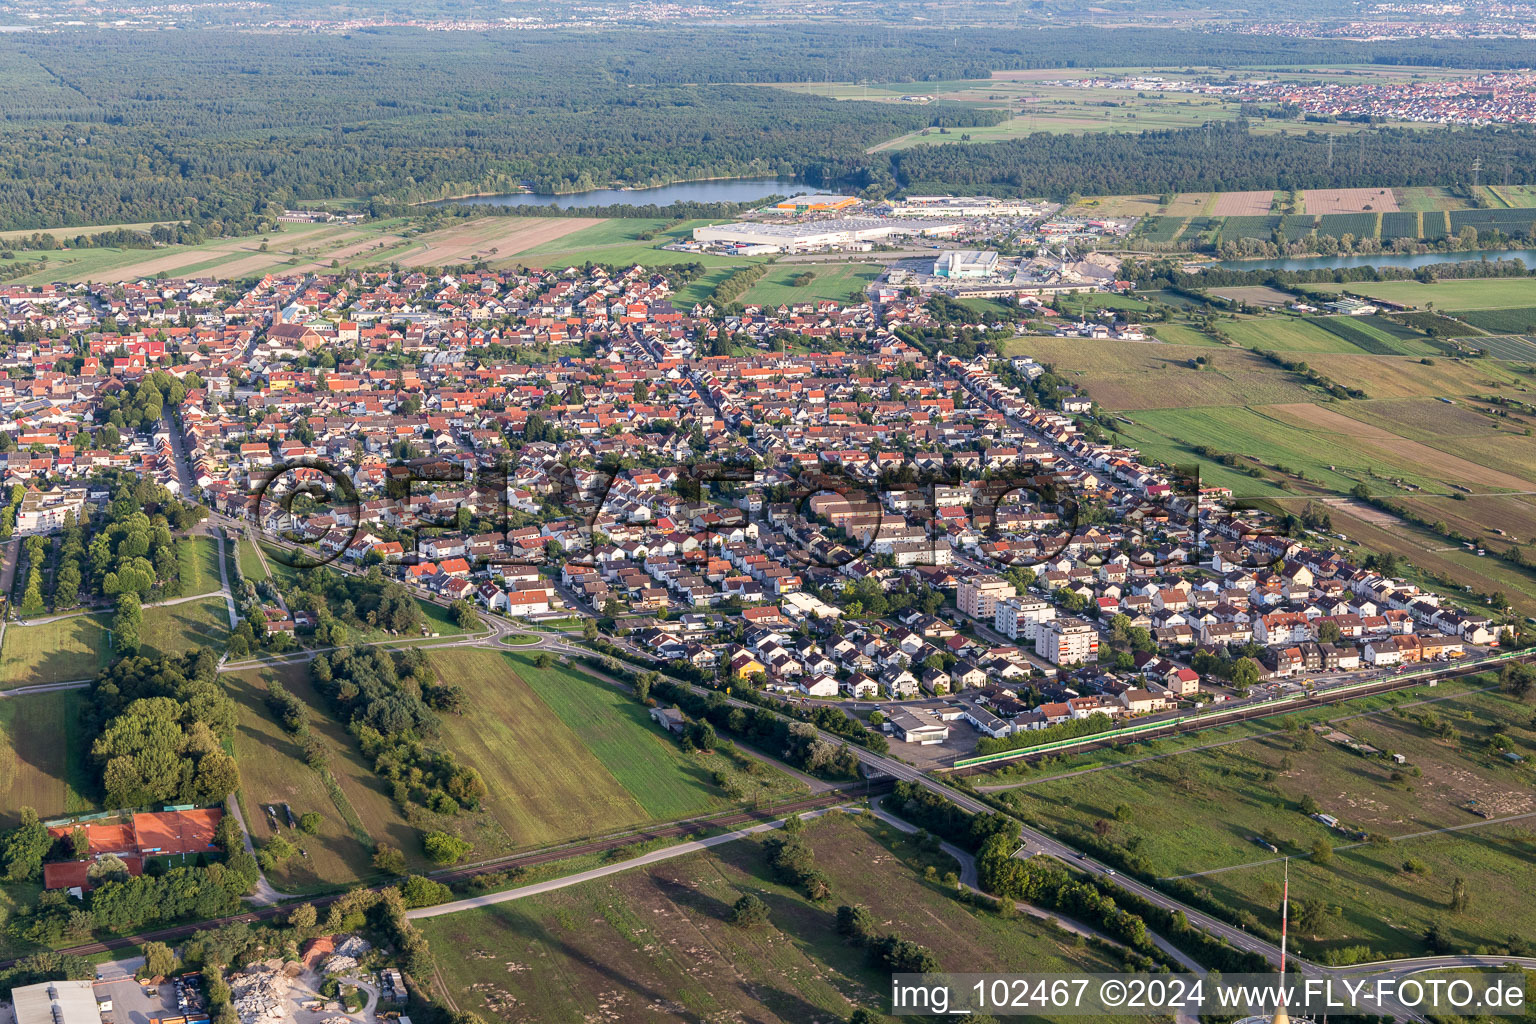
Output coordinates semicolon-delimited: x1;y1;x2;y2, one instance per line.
431;177;803;211
1215;248;1536;273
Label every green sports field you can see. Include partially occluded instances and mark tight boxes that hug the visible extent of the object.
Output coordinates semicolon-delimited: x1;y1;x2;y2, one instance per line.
176;535;225;595
0;612;113;685
0;689;95;826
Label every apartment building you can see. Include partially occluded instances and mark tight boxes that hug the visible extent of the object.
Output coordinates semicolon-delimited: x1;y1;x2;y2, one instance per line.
994;595;1056;642
957;576;1016;621
1037;616;1099;666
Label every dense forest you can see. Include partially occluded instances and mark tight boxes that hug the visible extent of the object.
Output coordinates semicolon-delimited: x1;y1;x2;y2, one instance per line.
3;28;1536;230
891;121;1536;197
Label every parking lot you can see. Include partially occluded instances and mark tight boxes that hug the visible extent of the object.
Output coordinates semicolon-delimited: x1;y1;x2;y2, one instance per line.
97;978;178;1024
90;958;203;1024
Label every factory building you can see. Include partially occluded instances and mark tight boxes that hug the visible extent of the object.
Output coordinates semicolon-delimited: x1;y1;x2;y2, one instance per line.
934;250;1000;279
692;217;959;254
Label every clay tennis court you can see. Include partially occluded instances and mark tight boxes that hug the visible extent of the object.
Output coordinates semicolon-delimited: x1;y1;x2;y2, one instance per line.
1303;187;1399;214
1211;191;1277;217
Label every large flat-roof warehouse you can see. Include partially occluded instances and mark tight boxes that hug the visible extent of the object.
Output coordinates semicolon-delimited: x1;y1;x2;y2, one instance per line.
11;981;101;1024
692;217;960;253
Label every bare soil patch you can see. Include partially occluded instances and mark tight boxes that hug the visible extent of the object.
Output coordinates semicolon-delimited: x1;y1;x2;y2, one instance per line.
409;217;601;265
1212;191;1277;217
1303;187;1399;214
108;245;242;280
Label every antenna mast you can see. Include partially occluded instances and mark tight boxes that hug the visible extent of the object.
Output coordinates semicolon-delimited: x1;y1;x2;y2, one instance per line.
1280;857;1289;977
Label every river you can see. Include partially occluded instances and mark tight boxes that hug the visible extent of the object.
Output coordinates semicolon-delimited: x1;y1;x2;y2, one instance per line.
430;177;803;210
1215;247;1536;273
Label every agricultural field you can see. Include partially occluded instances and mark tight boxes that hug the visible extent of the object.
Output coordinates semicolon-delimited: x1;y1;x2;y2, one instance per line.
1007;339;1317;410
1;221;380;285
423;649;786;854
1220;315;1364;353
1000;685;1536;960
742;262;881;306
1137;217;1187;243
1380;211;1422;241
0;215;653;284
226;665;383;890
1220;215;1280;242
1301;187;1398;214
1211;191;1277;217
401;217;600;266
1394;187;1470;213
1329;278;1536;311
1313;500;1536;620
420;812;1141;1024
1114;405;1383;495
1463;334;1536;361
1072;194;1165;218
0;690;94;826
1488;185;1536;209
1456;307;1536;336
1310;315;1439;356
1392;492;1536;555
1263;402;1536;493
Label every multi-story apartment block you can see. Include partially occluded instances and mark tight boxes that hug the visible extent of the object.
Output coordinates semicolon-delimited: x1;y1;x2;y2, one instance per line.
1037;616;1099;666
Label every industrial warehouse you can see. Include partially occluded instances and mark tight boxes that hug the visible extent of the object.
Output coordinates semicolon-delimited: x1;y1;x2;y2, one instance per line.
690;216;961;254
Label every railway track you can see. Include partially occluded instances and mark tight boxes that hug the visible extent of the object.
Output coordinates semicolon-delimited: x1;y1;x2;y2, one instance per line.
0;787;881;970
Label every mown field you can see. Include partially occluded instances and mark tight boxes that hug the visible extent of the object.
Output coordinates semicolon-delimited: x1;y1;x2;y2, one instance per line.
0;215;638;284
1002;685;1536;960
236;538;269;583
420;812;1143;1024
176;535;224;596
226;665;383;891
1221;315;1363;354
424;649;786;855
138;595;230;658
0;612;113;684
0;690;94;826
742;262;881;307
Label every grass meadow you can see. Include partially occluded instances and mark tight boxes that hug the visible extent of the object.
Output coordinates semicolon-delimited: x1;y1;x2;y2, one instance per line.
0;690;95;826
1002;685;1536;959
419;812;1143;1024
226;665;384;890
426;649;752;850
